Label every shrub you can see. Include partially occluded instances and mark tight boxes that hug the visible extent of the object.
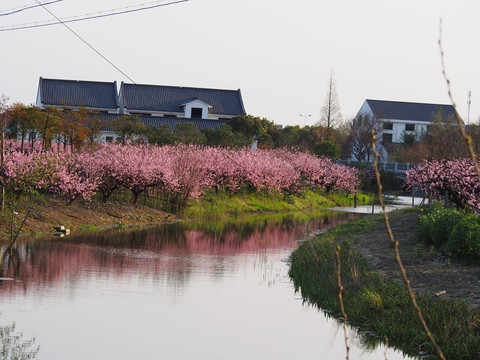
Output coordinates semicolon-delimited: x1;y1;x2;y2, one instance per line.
447;215;480;261
417;203;465;246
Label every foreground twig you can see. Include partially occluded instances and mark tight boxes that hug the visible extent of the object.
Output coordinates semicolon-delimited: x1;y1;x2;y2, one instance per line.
439;18;480;179
335;245;350;360
6;209;30;252
384;335;389;360
371;131;446;360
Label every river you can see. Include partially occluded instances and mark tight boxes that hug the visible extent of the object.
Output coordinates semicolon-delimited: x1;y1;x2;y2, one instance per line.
0;210;412;359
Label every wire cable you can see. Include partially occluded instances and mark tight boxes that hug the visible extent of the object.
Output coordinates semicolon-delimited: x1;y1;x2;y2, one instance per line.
33;0;173;112
0;0;62;17
1;0;188;31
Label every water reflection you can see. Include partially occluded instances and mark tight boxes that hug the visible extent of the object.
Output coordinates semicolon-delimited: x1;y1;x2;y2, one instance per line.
0;321;40;360
0;210;411;360
0;211;355;296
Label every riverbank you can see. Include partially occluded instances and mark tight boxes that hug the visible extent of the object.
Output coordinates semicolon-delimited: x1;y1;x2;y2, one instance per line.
289;208;480;359
183;189;370;217
0;190;369;241
0;197;174;241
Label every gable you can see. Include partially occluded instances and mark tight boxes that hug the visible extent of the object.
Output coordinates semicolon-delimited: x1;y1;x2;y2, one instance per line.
180;98;212;108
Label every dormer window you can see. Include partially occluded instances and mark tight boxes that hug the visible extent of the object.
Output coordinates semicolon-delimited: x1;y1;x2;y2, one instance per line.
191;107;203;118
180;99;211;119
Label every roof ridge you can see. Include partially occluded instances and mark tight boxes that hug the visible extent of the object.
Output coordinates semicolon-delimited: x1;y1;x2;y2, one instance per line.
42;77;117;86
122;82;240;93
366;99;454;107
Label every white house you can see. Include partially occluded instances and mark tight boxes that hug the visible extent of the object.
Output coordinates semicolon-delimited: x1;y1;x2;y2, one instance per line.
36;77;247;142
354;99;458;160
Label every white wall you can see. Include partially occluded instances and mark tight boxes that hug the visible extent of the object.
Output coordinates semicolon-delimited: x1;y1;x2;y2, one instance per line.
183;100;210;119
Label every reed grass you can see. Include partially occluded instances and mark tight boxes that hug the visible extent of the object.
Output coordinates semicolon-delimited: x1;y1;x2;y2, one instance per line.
289;226;480;359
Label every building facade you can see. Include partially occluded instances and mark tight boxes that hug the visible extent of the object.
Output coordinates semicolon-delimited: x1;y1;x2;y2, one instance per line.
354;99;458;160
36;77;247;142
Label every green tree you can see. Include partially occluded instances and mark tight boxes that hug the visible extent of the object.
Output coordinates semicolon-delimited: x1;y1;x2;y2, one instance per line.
113;115;147;144
175;122;206;145
278;125;337;153
146;124;177;146
228;115;281;149
203;124;250;148
37;106;61;151
84;112;103;148
314;140;340;159
8;103;40;152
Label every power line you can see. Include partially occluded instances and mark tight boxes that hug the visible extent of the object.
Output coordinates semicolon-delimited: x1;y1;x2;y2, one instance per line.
33;0;138;84
0;0;62;17
0;0;189;31
32;0;175;112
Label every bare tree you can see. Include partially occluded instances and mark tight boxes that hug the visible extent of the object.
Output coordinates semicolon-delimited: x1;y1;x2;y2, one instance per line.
348;113;381;161
319;70;342;129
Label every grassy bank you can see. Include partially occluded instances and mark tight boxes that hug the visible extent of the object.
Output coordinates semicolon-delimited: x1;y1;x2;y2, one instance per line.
183;189;371;218
0;189;370;240
289;211;480;359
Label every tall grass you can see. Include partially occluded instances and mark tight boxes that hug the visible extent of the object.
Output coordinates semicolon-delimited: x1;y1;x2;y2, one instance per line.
289;235;480;359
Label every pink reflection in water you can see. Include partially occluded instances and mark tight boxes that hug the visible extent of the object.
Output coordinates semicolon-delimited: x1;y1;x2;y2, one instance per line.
0;213;355;296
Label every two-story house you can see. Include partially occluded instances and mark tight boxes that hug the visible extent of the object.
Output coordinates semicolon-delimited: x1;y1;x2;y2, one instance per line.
354;99;458;160
36;77;247;142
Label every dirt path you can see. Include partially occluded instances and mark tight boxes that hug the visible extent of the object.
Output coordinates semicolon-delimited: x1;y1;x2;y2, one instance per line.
343;212;480;309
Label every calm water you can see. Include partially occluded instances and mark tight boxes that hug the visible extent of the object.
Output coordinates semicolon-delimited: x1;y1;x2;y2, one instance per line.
0;211;412;359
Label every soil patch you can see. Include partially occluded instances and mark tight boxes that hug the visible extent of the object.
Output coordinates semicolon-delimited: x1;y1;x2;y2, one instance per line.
341;211;480;308
0;197;174;241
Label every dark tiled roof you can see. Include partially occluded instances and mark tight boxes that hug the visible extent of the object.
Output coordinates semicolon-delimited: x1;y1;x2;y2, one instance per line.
95;113;229;132
121;83;246;116
39;78;118;109
366;99;458;122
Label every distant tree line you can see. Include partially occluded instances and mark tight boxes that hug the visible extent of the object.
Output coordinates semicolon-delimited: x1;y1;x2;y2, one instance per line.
4;99;476;165
0;100;354;159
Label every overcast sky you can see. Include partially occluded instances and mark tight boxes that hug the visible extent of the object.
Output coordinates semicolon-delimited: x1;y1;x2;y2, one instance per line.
1;0;479;127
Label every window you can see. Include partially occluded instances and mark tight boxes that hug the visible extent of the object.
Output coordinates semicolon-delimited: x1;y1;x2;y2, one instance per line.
383;122;393;130
405;124;415;132
382;133;393;144
191;107;203;119
106;136;113;143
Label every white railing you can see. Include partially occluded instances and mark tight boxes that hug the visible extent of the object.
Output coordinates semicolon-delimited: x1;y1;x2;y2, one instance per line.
337;160;421;175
